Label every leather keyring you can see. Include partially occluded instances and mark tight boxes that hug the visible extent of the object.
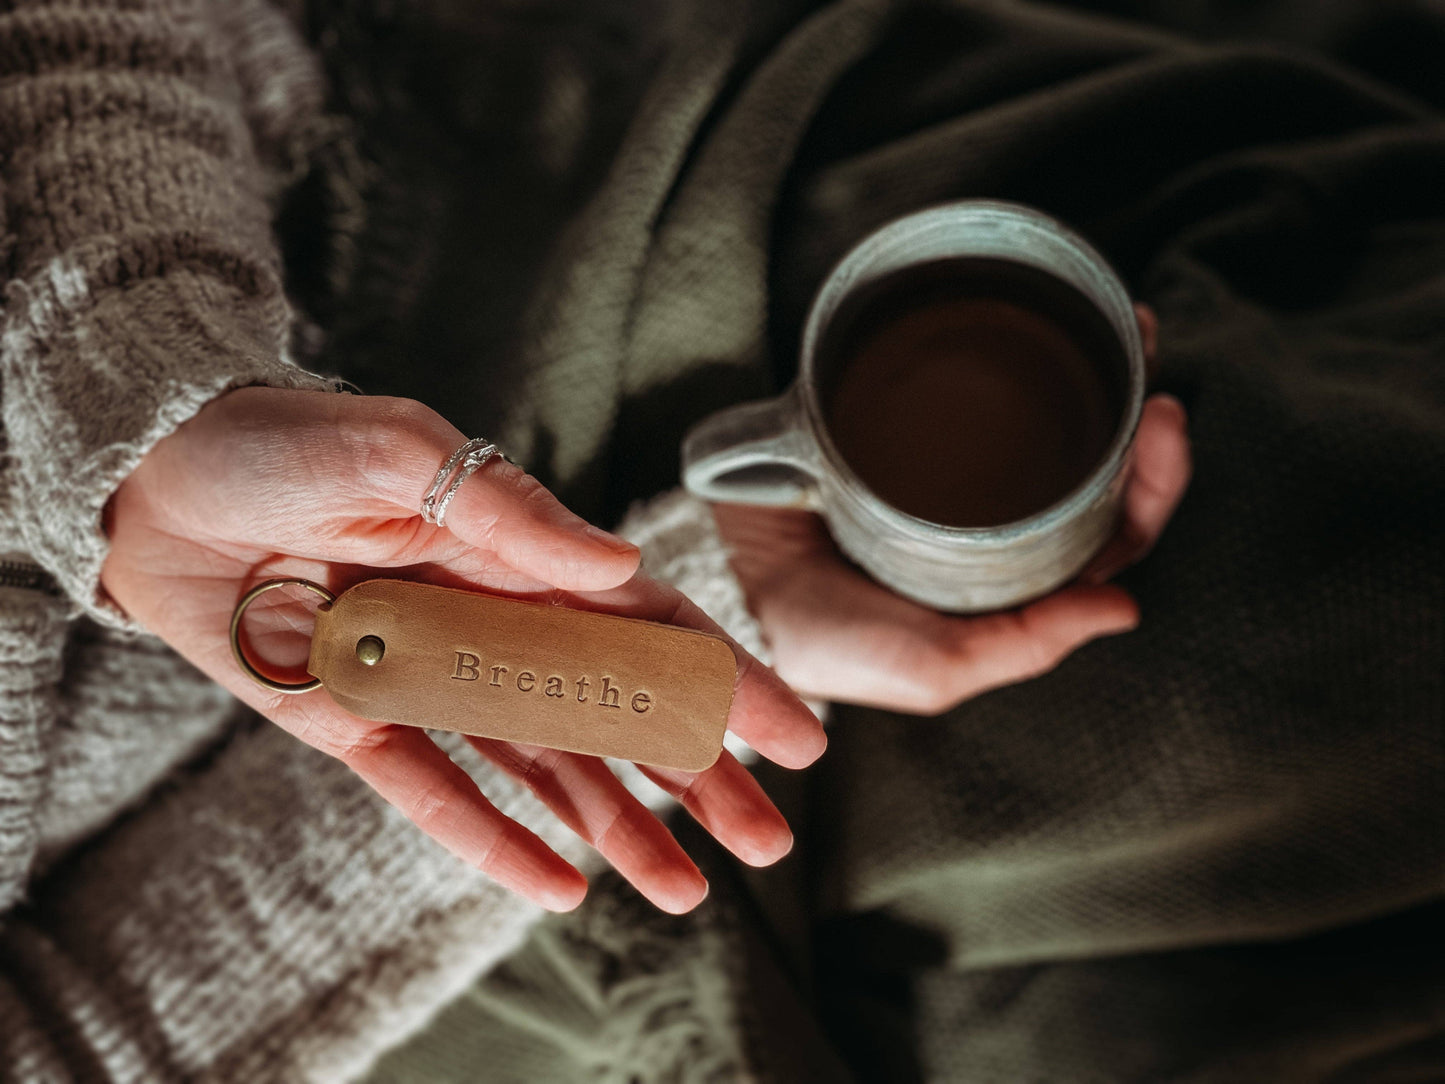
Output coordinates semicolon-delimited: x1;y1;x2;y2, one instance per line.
230;578;737;772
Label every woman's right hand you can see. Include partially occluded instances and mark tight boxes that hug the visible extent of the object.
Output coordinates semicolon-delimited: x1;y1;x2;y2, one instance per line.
100;387;828;915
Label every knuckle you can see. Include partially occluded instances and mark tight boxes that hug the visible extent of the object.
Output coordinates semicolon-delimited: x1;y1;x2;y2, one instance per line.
516;472;552;506
349;397;455;490
520;479;566;522
636;764;691;803
371;395;441;436
914;628;976;714
673;769;712;811
927;620;972;671
492;459;542;500
503;465;572;523
1022;628;1068;677
595;804;642;854
513;748;561;796
667;593;704;629
407;787;453;833
476;819;517;875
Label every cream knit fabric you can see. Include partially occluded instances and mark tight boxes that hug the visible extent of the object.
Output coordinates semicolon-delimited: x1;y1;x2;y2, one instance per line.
0;1;766;1078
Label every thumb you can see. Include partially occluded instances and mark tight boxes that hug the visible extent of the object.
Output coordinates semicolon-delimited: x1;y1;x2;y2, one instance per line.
347;399;641;592
435;454;642;591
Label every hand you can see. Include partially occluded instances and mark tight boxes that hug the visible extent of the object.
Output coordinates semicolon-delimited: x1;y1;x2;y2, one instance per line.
101;388;827;914
711;305;1192;714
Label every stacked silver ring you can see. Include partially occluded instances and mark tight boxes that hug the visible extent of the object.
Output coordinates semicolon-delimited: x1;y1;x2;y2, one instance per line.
420;437;503;527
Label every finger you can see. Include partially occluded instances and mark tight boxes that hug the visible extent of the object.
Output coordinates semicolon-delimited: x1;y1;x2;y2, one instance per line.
1122;393;1191;547
1084;393;1192;583
466;737;709;914
181;392;637;593
766;557;1137;713
744;551;979;711
344;399;641;592
277;697;588;912
946;584;1140;701
638;749;795;868
438;456;642;592
726;646;830;768
1134;301;1159;378
566;576;829;770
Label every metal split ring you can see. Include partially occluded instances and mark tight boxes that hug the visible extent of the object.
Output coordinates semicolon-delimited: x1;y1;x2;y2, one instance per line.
229;578;335;694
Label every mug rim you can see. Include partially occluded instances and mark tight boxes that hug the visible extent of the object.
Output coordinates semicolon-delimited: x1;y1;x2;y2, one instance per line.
796;198;1146;543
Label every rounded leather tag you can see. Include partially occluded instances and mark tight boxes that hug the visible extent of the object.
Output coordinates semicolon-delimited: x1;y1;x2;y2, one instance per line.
308;580;737;772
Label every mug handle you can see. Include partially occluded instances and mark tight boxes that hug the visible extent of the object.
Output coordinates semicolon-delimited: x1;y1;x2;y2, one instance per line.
681;389;824;508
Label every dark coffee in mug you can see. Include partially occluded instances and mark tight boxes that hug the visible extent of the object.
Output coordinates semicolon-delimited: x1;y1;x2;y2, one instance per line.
820;257;1127;528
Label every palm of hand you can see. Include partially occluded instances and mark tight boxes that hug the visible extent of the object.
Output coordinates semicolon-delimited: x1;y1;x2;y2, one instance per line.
102;388;826;915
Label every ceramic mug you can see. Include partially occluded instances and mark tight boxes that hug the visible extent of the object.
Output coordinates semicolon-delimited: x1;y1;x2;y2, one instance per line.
680;200;1146;613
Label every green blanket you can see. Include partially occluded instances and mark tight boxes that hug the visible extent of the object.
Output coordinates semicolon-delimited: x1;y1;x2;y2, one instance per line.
294;0;1445;1078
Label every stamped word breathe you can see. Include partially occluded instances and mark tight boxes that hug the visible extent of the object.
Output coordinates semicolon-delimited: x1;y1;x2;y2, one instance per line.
306;580;734;770
450;651;654;714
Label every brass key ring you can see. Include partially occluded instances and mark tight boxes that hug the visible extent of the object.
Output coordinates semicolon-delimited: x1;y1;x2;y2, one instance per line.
230;578;335;694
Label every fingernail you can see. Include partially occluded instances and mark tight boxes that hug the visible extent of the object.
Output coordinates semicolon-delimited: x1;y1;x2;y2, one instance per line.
662;877;709;914
543;879;587;912
743;825;793;866
1154;393;1188;423
585;523;638;554
770;828;795;862
1107;611;1141;635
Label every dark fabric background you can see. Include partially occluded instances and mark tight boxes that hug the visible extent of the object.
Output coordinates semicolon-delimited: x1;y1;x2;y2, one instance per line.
280;1;1445;1079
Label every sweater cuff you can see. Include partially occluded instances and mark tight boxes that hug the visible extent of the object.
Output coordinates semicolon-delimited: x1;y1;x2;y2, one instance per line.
614;489;770;664
613;489;831;733
1;265;341;631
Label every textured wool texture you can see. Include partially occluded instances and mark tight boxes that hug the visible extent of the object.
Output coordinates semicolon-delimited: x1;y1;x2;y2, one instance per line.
3;0;1444;1082
0;1;767;1079
0;497;761;1083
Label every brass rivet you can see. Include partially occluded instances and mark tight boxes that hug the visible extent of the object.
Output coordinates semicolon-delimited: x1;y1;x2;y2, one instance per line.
355;635;385;666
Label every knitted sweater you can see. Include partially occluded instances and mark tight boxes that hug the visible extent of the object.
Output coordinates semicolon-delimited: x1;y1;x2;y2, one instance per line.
7;0;1445;1080
0;2;765;1079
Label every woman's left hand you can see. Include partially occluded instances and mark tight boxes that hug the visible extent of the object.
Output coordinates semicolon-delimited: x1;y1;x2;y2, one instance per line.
711;306;1192;714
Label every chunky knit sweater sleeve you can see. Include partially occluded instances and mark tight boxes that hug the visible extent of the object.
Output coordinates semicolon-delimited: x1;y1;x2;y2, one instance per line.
0;497;764;1083
0;1;771;1078
0;0;338;623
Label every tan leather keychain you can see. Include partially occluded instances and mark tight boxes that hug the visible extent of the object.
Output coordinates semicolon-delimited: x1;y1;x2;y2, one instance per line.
230;578;737;772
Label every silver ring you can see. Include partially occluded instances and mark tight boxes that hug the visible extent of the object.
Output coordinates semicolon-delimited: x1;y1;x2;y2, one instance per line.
421;437;505;527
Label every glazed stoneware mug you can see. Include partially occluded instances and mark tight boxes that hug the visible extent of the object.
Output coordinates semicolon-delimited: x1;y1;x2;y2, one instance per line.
680;200;1146;613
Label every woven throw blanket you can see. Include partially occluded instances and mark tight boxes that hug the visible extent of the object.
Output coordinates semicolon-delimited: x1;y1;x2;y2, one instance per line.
312;0;1444;1079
